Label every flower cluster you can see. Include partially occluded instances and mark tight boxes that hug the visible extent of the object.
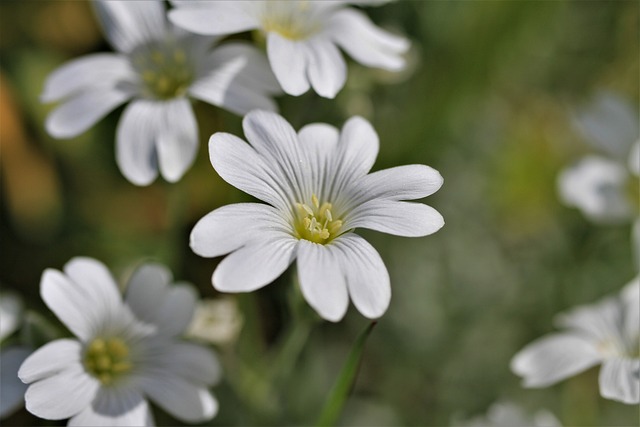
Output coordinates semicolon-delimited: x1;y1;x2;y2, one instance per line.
5;1;636;426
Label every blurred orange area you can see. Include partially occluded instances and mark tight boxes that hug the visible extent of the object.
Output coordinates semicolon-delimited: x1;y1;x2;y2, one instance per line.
0;72;62;241
33;1;101;53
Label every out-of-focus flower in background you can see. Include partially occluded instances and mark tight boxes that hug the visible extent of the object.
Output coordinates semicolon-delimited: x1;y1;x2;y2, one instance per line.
558;92;639;224
169;0;409;98
191;111;444;321
0;293;31;419
186;297;243;346
42;0;280;186
19;258;221;426
511;278;640;405
455;401;561;427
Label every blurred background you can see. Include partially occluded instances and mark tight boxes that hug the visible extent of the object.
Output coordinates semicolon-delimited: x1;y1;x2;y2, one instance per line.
0;1;638;426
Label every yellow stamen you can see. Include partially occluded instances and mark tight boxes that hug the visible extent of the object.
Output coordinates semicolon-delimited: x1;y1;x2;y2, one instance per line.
293;194;342;244
84;337;132;386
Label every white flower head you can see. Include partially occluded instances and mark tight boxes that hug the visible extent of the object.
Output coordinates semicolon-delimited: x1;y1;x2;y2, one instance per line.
511;278;640;405
191;111;444;321
43;0;280;186
0;293;23;342
457;401;561;427
186;298;244;345
559;92;639;223
557;155;634;223
169;0;410;98
18;258;221;426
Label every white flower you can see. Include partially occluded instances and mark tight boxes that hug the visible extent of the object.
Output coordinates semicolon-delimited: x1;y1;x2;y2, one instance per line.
0;293;23;341
511;278;640;405
169;0;409;98
190;110;444;321
43;0;280;186
18;258;221;426
558;92;639;223
0;293;31;419
457;401;561;427
186;298;243;345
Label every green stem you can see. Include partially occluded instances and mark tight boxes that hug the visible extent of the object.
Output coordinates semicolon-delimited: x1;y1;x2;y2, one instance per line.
315;321;377;427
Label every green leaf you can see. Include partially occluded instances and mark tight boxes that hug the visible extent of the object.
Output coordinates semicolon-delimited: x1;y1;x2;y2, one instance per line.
315;321;377;427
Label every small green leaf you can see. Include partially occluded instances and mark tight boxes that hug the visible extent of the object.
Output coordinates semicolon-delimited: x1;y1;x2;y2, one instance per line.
315;321;377;427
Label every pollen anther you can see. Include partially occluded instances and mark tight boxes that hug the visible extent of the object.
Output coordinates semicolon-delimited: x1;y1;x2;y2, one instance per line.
294;195;342;244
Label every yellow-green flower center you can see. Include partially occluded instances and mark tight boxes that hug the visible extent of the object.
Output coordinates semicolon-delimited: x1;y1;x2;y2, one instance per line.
84;337;132;385
133;46;193;100
261;1;319;40
294;195;343;244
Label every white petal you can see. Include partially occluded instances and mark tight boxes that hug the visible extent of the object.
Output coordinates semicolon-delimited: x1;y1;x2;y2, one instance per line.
213;235;297;292
116;100;160;186
169;1;259;36
298;123;340;196
155;99;198;183
332;234;390;319
24;364;99;420
190;203;290;258
18;339;81;383
41;54;134;102
346;200;444;237
557;155;632;223
510;333;603;388
40;269;102;341
0;347;31;418
242;110;307;200
125;264;196;337
267;33;310;96
572;91;638;160
629;140;640;176
190;42;279;115
209;131;291;210
333;116;379;189
0;293;23;341
297;240;348;322
328;8;409;71
63;257;123;323
154;342;221;386
93;0;168;53
599;358;640;404
305;37;347;99
140;374;217;423
634;218;640;271
125;263;172;320
45;88;131;139
622;277;639;348
69;388;153;427
555;296;625;346
356;164;444;202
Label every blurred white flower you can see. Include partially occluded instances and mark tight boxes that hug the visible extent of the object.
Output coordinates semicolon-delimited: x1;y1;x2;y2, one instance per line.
0;293;30;419
0;293;23;341
186;298;243;345
19;258;221;426
457;401;561;427
43;0;280;186
511;278;640;405
191;111;444;321
557;155;634;223
558;92;639;224
169;0;409;98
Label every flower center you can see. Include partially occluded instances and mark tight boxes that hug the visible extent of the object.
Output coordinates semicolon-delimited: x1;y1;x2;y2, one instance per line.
84;337;132;385
261;1;320;40
132;44;193;100
294;194;343;244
